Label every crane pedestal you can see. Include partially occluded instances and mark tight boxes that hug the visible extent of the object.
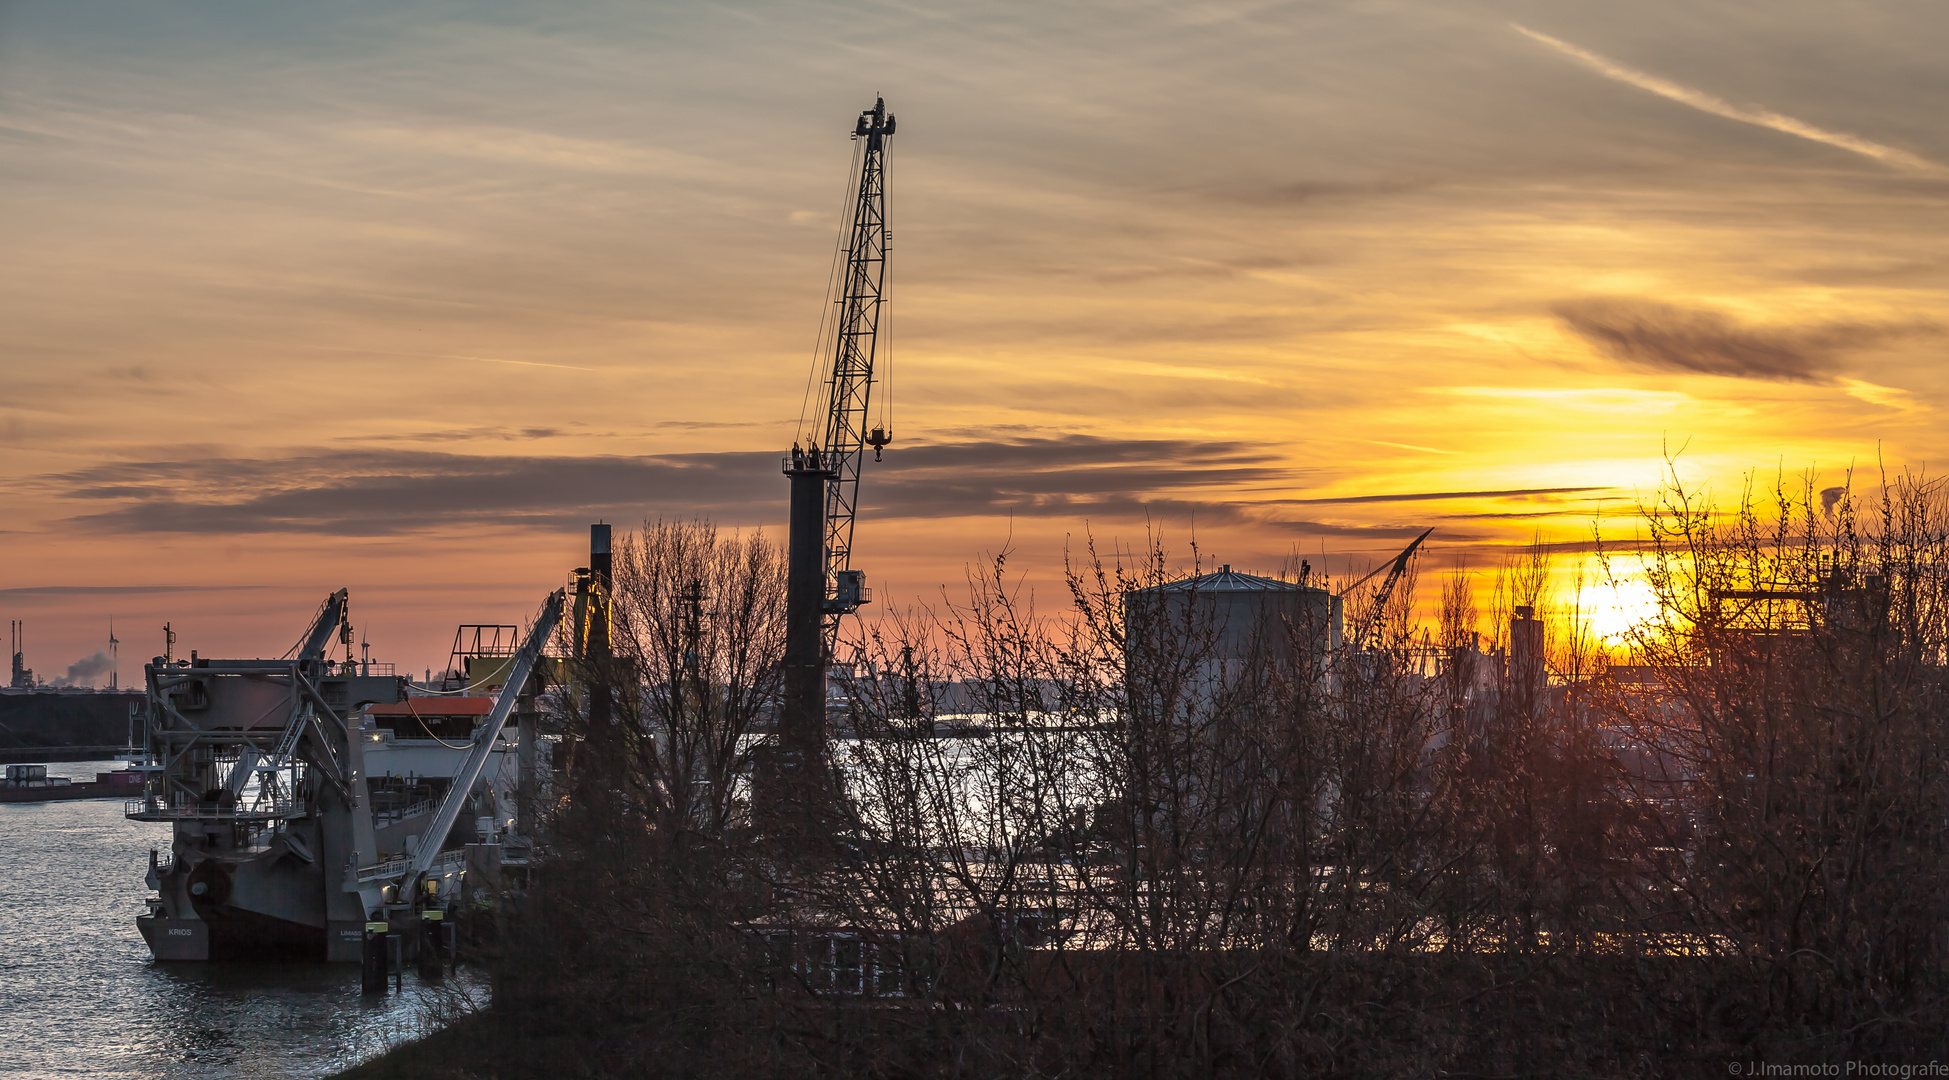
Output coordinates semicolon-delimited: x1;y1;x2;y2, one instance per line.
781;456;835;758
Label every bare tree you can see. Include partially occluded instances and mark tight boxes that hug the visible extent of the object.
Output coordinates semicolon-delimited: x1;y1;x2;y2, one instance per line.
1609;467;1949;1045
609;519;787;837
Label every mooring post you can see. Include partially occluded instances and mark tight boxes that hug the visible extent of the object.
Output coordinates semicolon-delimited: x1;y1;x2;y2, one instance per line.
418;910;445;980
361;920;388;995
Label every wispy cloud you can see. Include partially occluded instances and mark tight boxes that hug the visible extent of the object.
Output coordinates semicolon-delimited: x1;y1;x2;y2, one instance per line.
1554;298;1933;383
297;346;600;372
1838;378;1923;411
38;438;1301;536
1361;439;1455;455
0;585;268;597
336;426;565;444
1267;487;1611;506
351;126;714;178
1512;24;1945;176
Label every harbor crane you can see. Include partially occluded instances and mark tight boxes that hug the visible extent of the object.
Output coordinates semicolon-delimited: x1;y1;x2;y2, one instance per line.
1338;527;1433;651
781;97;896;757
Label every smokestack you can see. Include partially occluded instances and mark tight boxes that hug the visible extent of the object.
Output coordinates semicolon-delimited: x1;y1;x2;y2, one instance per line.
576;522;617;814
10;620;32;690
590;523;612;593
587;523;613;658
1509;605;1545;717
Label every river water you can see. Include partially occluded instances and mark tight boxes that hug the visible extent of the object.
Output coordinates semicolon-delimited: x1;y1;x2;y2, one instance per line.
0;761;465;1080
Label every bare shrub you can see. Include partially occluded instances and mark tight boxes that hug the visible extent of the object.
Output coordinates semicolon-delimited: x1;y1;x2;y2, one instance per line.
1606;468;1949;1047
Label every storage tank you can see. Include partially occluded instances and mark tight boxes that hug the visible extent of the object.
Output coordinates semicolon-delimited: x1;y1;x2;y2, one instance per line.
1123;564;1341;670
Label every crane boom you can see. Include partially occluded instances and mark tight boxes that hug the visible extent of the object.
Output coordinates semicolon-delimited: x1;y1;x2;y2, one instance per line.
408;588;565;891
812;96;895;640
295;589;349;662
1343;527;1432;650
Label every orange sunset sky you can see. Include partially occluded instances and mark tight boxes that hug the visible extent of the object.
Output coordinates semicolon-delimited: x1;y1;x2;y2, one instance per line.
3;1;1946;682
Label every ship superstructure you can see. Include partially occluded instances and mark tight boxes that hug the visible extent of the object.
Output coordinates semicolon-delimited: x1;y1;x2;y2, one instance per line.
131;588;562;962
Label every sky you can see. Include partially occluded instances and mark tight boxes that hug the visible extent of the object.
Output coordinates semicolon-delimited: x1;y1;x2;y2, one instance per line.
2;0;1946;682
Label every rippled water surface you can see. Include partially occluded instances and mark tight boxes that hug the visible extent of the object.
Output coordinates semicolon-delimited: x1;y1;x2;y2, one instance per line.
0;761;464;1080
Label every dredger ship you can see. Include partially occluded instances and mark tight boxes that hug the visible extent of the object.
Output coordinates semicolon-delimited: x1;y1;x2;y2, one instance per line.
130;96;904;963
131;582;568;962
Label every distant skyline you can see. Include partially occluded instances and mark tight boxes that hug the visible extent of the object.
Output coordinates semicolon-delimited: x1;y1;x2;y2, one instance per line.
4;0;1946;677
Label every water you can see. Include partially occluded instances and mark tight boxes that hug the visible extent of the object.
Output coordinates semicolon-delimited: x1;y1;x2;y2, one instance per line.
0;761;469;1080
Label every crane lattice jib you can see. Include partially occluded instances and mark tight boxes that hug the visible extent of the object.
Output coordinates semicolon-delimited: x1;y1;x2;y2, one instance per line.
815;97;894;643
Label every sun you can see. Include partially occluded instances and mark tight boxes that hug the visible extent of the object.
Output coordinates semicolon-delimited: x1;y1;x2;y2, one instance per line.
1577;577;1663;646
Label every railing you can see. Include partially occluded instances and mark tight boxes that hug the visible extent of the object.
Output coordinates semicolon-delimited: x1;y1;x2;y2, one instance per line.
355;847;467;883
752;929;915;997
371;798;438;827
126;797;307;822
781;455;838;475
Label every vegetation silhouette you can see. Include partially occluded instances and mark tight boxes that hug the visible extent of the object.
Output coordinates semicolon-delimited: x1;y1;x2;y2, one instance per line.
344;482;1949;1078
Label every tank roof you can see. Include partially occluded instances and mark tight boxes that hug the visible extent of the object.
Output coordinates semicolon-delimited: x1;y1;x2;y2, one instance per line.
1138;565;1322;594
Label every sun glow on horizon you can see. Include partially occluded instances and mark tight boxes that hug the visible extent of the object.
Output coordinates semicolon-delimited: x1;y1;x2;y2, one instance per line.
1577;575;1663;647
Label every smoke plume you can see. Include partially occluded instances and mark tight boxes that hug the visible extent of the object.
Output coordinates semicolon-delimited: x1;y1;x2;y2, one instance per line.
53;651;114;688
1821;486;1847;518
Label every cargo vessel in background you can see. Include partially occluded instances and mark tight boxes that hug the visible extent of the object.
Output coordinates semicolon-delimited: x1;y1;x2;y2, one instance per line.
130;586;565;962
2;762;146;802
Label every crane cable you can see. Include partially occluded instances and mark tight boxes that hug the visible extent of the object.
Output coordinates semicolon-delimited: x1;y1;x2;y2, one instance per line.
876;139;893;438
403;696;476;751
798;137;868;447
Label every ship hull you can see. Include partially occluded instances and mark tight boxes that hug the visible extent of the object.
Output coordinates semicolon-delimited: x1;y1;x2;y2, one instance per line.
127;597;540;963
137;915;209;961
138;908;367;963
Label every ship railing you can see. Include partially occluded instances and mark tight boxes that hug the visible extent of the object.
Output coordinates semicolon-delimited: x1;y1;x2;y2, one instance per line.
371;797;439;827
125;797;308;822
355;847;467;883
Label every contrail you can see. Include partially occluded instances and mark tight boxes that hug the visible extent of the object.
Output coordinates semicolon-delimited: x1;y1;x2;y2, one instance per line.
1512;24;1944;176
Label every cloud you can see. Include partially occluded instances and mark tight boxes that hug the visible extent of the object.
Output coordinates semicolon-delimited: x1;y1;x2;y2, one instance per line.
1437;510;1604;521
1553;299;1929;383
1222;178;1434;206
53;450;775;536
0;585;268;597
338;426;565;444
1265;519;1468;540
1512;24;1946;176
351;126;714;178
1837;378;1922;411
1267;487;1610;506
43;437;1304;537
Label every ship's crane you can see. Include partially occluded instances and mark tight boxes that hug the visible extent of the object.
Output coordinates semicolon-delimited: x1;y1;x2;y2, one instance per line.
780;98;896;757
1338;527;1433;651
